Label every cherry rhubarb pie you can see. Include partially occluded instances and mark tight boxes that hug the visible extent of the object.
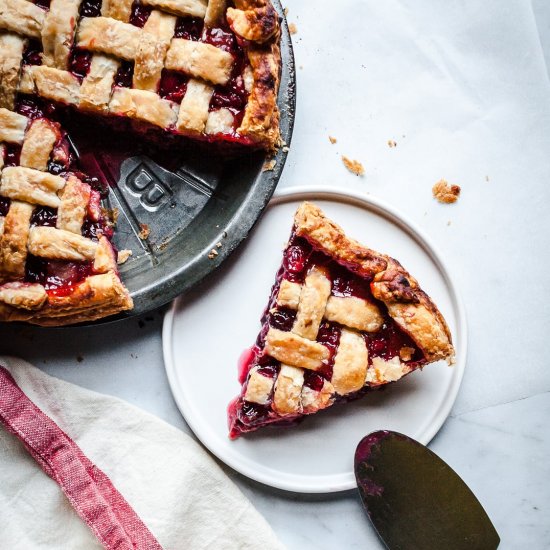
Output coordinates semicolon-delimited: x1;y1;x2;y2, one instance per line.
0;0;281;149
0;0;282;324
0;105;133;324
228;202;455;438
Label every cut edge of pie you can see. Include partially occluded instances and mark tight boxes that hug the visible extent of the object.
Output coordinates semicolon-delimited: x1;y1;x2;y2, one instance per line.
0;105;133;326
228;201;455;438
0;0;282;151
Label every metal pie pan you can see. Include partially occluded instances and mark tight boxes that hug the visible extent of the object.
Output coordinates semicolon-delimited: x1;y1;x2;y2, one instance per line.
79;2;295;323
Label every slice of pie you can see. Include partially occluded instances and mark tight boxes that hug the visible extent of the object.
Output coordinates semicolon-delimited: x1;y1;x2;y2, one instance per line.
0;0;281;150
228;202;455;438
0;0;282;324
0;104;133;325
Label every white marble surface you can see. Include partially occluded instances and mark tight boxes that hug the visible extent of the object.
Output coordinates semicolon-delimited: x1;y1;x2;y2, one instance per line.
1;0;550;547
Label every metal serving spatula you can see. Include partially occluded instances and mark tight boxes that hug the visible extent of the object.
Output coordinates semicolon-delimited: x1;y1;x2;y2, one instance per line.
354;430;500;550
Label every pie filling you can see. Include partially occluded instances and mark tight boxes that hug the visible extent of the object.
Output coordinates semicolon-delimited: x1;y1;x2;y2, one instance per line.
16;0;262;147
228;231;427;439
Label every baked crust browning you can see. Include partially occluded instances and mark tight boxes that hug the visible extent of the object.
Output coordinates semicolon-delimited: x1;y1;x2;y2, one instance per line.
294;202;455;363
0;272;133;325
294;202;388;277
230;0;281;150
227;2;278;43
371;263;454;362
0;0;282;150
0;106;133;325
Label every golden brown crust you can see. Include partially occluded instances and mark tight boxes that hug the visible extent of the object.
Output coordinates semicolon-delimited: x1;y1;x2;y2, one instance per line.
227;4;278;43
0;106;133;326
230;0;281;150
0;272;133;325
294;202;388;277
2;0;282;150
294;202;455;363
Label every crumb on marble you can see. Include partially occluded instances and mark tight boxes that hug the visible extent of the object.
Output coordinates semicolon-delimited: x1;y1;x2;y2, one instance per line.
342;156;365;176
432;179;461;204
289;23;298;35
329;136;337;144
388;139;397;148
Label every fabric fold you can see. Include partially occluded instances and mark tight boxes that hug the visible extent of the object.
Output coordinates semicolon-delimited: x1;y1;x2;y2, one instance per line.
0;356;284;550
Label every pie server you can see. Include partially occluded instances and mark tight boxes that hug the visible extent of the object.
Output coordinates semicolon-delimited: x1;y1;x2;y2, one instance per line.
354;430;500;549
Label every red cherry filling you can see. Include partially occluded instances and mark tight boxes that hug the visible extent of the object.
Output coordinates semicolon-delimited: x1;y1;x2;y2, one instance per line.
174;16;204;40
31;206;57;227
16;96;61;124
25;256;93;293
366;320;422;363
3;144;21;167
22;39;43;66
68;48;93;82
159;70;189;102
79;0;102;17
129;3;152;27
268;307;296;332
114;62;135;88
202;26;239;53
0;197;10;216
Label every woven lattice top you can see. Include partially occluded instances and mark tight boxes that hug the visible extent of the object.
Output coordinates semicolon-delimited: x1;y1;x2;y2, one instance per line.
0;106;132;324
0;0;281;147
228;202;456;437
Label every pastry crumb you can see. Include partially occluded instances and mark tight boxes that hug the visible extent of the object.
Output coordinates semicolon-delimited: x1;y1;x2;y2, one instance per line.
399;347;415;362
342;156;365;176
328;136;337;144
282;146;290;153
289;23;298;35
138;223;150;240
216;241;222;248
283;7;288;16
208;249;219;259
387;139;397;148
117;249;133;265
432;179;461;204
263;159;276;172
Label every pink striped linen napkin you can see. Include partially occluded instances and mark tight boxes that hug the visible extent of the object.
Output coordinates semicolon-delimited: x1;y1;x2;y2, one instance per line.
0;356;284;550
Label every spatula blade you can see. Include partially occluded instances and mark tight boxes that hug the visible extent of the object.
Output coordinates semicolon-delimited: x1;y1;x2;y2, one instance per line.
354;430;500;550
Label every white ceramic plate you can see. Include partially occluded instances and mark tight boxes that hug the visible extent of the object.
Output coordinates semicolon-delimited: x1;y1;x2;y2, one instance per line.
163;187;467;493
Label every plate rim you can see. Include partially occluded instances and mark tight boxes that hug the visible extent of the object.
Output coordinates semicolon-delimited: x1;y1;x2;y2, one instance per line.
162;186;468;493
